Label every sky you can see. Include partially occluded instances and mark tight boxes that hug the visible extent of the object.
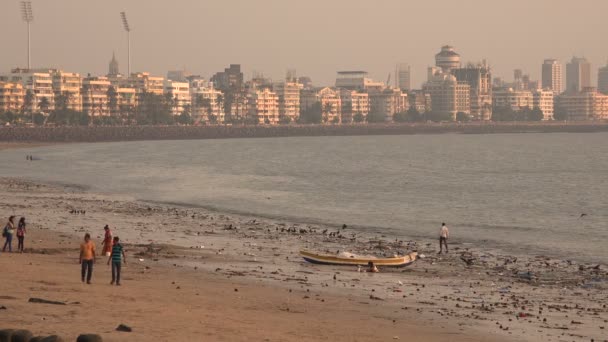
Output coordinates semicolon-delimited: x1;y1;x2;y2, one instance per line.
0;0;606;88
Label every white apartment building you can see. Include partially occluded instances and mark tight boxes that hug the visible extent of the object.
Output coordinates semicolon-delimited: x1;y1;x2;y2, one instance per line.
51;70;83;111
301;87;342;123
369;89;408;122
82;76;111;116
557;88;608;121
0;82;24;113
423;73;470;119
248;88;280;124
189;78;225;123
532;89;554;120
492;88;534;110
0;69;55;113
339;90;370;123
273;81;302;123
164;80;191;116
128;72;164;95
116;87;137;115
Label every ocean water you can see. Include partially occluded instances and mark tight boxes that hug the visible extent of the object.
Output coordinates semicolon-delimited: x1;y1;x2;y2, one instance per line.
1;133;607;262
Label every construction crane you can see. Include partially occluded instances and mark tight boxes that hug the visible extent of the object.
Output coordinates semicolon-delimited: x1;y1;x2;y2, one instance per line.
386;73;391;88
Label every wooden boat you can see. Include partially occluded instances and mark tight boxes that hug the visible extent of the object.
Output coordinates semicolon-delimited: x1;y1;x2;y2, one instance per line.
300;250;417;267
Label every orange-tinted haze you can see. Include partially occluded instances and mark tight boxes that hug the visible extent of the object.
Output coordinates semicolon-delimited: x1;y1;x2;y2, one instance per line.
0;0;606;87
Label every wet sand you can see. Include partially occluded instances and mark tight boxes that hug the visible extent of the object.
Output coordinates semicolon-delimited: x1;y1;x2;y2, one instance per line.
0;178;606;341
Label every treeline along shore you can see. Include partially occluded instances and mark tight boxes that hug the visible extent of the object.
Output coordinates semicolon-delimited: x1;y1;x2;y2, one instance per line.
1;122;607;143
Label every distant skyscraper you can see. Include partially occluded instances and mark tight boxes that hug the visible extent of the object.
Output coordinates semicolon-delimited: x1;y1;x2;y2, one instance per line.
566;57;591;92
542;59;563;94
598;62;608;95
211;64;244;92
108;52;119;76
453;62;493;121
395;63;411;90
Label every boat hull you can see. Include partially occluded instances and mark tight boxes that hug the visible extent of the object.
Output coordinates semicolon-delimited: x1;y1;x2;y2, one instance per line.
300;251;417;267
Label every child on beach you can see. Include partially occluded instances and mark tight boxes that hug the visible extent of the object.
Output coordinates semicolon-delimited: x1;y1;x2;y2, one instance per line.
2;216;15;253
16;217;26;253
79;233;96;284
107;236;126;286
101;225;113;256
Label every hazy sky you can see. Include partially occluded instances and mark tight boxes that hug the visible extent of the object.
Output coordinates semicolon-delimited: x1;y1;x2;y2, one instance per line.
1;0;606;87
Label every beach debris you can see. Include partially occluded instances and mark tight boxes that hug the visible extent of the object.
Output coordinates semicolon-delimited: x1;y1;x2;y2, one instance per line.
28;298;66;306
76;334;103;342
138;258;144;262
0;306;6;310
116;324;133;332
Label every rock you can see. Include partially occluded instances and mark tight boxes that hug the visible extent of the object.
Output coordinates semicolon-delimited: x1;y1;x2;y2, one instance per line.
38;336;64;342
116;324;132;332
76;334;103;342
28;298;66;305
10;330;33;342
0;330;14;342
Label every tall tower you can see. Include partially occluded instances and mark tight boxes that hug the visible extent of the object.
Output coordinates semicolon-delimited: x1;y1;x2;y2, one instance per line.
109;52;119;76
598;62;608;95
395;63;411;90
542;59;563;94
566;56;591;92
435;46;461;72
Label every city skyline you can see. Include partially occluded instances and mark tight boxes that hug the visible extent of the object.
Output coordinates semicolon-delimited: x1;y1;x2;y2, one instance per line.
0;0;607;87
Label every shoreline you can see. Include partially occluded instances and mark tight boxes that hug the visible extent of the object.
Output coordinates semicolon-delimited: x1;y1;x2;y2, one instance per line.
0;122;607;143
1;177;606;341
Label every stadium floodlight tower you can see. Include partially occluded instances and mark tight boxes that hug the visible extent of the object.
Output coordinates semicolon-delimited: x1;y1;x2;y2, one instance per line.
120;11;132;75
21;1;34;70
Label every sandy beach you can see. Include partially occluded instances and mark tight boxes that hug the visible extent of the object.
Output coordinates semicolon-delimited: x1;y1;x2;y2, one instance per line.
0;177;606;341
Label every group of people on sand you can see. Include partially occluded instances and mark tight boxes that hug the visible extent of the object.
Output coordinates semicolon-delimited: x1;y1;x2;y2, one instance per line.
79;225;127;285
2;216;27;253
3;216;126;285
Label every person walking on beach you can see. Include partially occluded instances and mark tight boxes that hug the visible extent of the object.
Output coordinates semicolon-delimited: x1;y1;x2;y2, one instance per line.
2;216;15;253
101;225;113;257
439;223;449;254
79;233;96;284
107;236;126;286
16;217;27;253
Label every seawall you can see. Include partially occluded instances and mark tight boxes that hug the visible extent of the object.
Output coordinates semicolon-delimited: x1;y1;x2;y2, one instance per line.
1;122;607;143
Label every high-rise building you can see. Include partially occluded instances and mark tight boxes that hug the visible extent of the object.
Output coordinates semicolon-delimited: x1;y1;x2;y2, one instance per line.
566;57;591;92
453;62;492;120
211;64;244;92
188;76;224;123
335;71;383;91
109;52;120;77
395;63;411;91
598;62;608;95
542;59;563;94
532;89;554;120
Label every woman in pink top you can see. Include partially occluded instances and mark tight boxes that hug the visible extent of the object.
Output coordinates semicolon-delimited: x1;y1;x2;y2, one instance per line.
16;217;26;253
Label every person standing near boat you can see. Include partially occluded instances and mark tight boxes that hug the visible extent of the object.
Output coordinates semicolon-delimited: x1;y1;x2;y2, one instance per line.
101;225;113;257
16;217;27;253
439;223;449;254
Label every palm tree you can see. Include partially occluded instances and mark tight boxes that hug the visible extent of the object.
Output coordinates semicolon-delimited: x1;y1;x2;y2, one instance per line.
39;97;51;114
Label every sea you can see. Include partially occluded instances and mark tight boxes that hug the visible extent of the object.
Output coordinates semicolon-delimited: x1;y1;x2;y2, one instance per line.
1;133;606;262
